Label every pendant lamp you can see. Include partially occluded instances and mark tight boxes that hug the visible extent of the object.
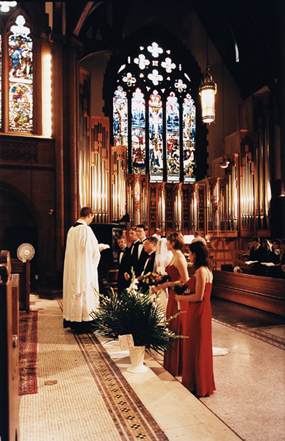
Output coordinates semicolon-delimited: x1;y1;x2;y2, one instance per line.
199;36;217;124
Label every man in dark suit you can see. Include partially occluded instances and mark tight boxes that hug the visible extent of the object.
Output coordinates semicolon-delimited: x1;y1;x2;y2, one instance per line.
135;223;149;277
137;236;158;293
117;235;130;295
124;226;139;282
249;236;268;276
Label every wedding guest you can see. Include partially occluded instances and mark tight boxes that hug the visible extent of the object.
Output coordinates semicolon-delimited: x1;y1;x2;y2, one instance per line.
117;235;130;294
152;227;161;240
152;231;188;377
280;239;285;277
261;239;272;260
63;206;101;334
175;240;215;397
191;231;207;246
248;236;267;276
268;238;282;278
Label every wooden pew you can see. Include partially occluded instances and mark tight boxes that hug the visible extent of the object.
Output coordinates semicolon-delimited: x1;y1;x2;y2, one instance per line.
11;258;30;313
212;270;285;316
0;250;20;441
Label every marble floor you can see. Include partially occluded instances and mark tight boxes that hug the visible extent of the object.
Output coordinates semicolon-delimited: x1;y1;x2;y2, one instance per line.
19;294;285;441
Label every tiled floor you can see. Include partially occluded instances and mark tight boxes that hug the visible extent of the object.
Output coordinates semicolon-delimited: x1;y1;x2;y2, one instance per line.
21;294;285;441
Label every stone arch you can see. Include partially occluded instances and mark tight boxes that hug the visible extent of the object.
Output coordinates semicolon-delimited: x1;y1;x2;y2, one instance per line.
0;180;43;286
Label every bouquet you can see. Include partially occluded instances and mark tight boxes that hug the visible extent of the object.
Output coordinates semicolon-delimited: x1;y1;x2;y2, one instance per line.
140;272;170;286
173;281;188;295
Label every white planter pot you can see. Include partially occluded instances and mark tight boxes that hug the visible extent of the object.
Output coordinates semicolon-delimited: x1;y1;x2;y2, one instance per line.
127;346;148;373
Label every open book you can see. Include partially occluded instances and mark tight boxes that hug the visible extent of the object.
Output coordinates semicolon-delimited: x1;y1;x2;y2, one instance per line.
245;260;258;265
99;243;110;250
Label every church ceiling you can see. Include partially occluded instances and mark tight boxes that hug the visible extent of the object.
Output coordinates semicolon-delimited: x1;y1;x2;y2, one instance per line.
68;0;282;100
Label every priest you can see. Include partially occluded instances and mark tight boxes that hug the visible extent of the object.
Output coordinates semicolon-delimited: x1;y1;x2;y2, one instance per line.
63;206;101;333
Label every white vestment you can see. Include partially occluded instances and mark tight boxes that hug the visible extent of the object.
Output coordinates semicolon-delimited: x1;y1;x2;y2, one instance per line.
63;220;101;322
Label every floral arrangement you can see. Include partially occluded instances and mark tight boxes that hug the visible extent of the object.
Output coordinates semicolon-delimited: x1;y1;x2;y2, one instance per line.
90;268;184;355
173;280;188;295
140;272;170;286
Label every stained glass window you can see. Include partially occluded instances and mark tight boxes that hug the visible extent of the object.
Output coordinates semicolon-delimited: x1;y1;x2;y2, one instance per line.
131;87;146;173
183;94;196;183
112;41;197;184
8;15;33;132
113;86;128;147
149;90;163;182
166;92;180;183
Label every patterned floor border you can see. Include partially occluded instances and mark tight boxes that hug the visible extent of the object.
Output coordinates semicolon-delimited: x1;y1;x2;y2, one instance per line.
19;310;38;395
58;300;168;441
213;318;285;350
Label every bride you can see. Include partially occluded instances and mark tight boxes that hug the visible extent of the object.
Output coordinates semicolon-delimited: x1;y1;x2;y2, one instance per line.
153;237;173;314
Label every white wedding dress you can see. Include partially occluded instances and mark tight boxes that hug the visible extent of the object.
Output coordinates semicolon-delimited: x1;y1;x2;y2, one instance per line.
153;238;173;316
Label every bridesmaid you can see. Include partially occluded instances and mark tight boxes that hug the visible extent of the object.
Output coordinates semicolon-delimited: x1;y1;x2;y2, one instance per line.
152;232;188;377
175;240;215;397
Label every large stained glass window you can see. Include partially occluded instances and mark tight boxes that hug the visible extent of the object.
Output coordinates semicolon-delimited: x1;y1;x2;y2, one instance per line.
112;41;196;184
8;15;33;132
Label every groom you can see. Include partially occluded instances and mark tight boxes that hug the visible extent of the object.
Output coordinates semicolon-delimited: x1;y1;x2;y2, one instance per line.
137;236;158;293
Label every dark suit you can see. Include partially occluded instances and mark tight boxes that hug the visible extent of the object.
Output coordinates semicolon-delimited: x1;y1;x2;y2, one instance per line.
128;240;140;277
136;240;149;276
249;245;268;276
117;246;131;294
138;251;156;294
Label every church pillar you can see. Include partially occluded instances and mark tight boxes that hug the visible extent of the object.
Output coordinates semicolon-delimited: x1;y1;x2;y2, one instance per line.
51;36;65;272
62;41;80;226
278;0;285;237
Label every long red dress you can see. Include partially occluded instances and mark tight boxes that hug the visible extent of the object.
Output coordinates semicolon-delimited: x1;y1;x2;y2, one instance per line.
182;276;215;396
163;264;188;377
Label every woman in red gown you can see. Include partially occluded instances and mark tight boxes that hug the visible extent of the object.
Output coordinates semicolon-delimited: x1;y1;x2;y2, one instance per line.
152;232;188;377
175;240;216;397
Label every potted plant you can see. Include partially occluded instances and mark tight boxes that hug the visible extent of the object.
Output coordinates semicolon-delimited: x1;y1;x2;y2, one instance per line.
90;270;184;373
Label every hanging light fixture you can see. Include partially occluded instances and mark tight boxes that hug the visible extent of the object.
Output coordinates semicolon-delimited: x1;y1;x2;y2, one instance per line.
199;36;217;124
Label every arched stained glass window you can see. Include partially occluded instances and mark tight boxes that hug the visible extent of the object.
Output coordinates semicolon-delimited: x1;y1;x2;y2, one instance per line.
8;14;33;132
112;41;196;184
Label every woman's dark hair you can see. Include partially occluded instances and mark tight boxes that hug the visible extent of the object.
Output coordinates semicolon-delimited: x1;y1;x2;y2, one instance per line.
167;232;184;250
261;239;271;250
189;241;210;269
272;238;281;246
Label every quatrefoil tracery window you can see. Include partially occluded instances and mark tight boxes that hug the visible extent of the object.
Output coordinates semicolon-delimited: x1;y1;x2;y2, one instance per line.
113;41;196;184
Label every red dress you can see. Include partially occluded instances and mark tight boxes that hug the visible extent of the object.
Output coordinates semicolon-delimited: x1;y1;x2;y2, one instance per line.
163;265;188;377
182;276;216;397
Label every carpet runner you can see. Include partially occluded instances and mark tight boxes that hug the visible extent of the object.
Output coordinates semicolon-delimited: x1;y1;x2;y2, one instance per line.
19;310;38;395
58;300;168;440
75;332;169;440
